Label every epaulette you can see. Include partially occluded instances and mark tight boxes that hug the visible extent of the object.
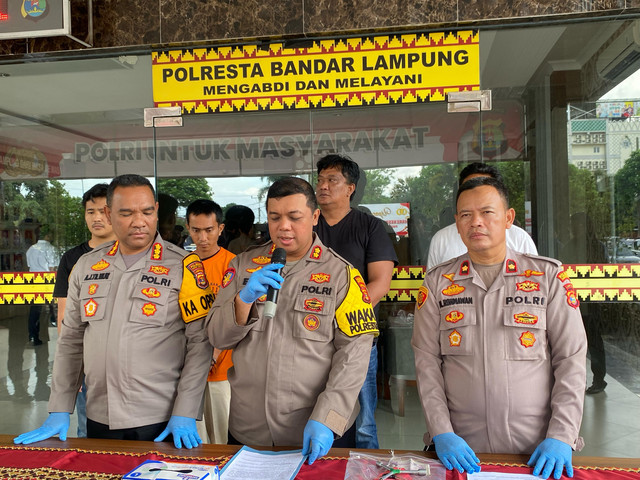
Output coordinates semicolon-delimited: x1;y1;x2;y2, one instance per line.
426;256;458;275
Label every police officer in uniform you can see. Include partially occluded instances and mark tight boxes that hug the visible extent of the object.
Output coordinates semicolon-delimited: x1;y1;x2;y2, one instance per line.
207;177;377;463
15;175;214;448
412;176;586;480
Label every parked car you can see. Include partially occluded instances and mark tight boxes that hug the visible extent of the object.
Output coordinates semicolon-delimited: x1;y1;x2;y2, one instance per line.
183;236;196;252
609;244;640;263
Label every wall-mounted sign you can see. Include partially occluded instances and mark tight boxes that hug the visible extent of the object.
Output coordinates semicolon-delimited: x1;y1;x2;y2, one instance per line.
0;0;70;40
361;203;411;237
596;100;639;118
152;30;480;114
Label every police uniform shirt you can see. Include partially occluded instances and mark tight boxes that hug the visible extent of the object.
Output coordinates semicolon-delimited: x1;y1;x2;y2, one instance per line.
412;248;587;454
49;235;214;429
207;234;378;446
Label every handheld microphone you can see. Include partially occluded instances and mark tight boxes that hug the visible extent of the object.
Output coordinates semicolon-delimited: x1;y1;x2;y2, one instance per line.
263;247;286;320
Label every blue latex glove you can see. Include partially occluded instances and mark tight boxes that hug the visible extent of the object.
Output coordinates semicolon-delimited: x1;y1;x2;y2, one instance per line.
238;263;284;304
14;412;70;445
527;438;573;479
154;415;201;449
301;419;334;465
433;432;481;474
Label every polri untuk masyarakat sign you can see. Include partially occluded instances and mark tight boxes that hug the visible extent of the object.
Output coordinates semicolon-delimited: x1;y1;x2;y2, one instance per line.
152;30;479;114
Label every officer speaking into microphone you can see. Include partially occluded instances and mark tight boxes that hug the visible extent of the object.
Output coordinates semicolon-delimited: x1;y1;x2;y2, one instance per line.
206;177;378;463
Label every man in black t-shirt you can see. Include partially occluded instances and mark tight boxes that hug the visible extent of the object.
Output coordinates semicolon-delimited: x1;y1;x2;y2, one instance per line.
313;154;398;449
52;183;115;437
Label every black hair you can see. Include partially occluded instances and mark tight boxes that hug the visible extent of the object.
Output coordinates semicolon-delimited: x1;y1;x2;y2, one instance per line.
82;183;109;208
186;199;224;225
266;177;318;212
224;205;255;235
317;154;360;189
107;174;155;206
458;162;503;186
456;176;509;209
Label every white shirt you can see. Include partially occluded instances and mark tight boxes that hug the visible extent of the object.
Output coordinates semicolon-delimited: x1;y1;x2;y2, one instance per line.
26;239;57;272
427;223;538;269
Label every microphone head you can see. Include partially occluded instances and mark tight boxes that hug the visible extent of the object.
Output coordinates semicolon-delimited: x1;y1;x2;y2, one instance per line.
271;247;287;264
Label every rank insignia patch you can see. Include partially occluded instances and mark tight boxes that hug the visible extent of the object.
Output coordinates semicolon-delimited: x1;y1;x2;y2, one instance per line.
142;287;161;298
442;283;465;296
520;331;536;347
88;284;98;295
269;244;276;254
91;259;110;271
460;261;470;275
442;273;455;282
84;299;98;317
221;268;235;288
516;281;540;292
445;310;464;323
310;245;322;260
142;303;157;316
148;265;170;275
417;286;429;310
519;270;544;278
151;243;163;260
304;298;324;312
449;329;462;347
303;314;320;331
506;259;517;273
107;242;119;256
252;255;270;265
514;312;538;324
310;273;331;283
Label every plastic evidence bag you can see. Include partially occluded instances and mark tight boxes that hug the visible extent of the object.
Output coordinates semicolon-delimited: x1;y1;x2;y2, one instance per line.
344;451;446;480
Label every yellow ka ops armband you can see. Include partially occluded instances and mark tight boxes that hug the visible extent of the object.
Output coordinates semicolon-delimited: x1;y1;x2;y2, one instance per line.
335;266;379;337
179;254;215;323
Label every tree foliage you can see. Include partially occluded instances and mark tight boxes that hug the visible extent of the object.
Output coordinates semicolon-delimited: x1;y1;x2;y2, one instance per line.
614;149;640;236
567;165;611;240
0;179;85;256
157;178;213;207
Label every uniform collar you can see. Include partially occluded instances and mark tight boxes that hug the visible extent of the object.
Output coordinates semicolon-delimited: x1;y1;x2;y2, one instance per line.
104;233;166;261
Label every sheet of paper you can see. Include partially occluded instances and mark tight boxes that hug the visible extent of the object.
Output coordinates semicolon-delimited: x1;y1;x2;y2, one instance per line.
468;472;539;480
220;446;305;480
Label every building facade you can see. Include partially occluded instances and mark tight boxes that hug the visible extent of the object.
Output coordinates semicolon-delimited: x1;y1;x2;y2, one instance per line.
1;1;640;453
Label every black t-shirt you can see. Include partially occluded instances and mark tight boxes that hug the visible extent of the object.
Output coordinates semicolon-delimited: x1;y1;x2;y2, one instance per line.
314;208;398;284
53;241;92;298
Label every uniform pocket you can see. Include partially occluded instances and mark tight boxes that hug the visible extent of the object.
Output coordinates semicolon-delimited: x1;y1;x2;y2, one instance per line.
292;294;333;342
439;306;475;356
503;307;548;360
129;284;171;326
79;281;111;323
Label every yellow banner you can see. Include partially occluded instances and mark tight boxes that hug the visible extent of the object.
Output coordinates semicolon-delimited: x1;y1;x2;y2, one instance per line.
5;264;634;305
153;31;480;113
0;272;56;305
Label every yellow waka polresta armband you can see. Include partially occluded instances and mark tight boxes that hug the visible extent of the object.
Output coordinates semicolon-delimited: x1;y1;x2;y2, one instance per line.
336;266;379;337
179;254;215;323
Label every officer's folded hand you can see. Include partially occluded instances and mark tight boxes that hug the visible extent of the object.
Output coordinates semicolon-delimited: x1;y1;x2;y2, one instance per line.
433;432;481;474
528;438;573;479
302;419;334;465
14;412;70;445
154;415;201;449
238;263;284;304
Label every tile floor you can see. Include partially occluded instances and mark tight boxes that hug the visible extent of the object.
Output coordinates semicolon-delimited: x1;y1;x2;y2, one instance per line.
1;308;640;459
